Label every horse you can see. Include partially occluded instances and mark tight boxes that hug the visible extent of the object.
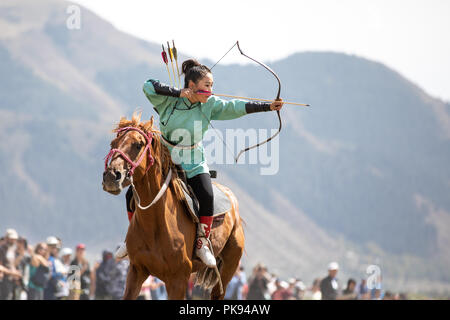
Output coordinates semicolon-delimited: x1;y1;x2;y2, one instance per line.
102;113;245;299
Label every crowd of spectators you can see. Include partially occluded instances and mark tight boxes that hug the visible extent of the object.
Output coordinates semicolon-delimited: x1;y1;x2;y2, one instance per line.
217;261;408;300
0;228;408;300
0;228;162;300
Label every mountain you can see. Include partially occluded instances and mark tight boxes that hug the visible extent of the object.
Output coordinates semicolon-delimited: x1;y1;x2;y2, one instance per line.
1;0;450;295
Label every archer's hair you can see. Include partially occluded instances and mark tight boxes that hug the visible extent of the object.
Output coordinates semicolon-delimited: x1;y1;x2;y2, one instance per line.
181;59;211;88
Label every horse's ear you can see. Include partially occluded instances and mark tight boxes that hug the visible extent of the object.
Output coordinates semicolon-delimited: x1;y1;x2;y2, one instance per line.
142;116;153;133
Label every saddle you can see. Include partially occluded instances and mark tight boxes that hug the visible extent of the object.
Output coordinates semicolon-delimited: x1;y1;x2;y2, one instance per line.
174;166;230;226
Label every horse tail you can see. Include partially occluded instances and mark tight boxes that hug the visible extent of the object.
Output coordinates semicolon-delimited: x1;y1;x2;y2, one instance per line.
194;257;224;292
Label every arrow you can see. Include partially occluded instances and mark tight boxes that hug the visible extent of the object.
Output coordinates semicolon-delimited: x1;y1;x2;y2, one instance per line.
167;41;178;88
172;40;182;89
196;90;310;107
161;44;173;86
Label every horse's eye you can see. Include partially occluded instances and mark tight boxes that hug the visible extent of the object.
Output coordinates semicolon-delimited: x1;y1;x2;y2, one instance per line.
134;142;144;150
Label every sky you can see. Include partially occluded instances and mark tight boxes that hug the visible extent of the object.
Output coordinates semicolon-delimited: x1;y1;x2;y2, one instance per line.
73;0;450;102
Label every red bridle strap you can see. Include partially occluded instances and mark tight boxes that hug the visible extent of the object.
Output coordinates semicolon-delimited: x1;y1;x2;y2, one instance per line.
104;127;155;177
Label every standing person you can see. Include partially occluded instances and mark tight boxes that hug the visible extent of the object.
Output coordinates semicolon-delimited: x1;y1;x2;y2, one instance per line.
94;250;114;300
14;237;31;300
271;279;291;300
340;278;358;300
70;244;91;300
115;59;284;268
246;263;271;300
372;288;383;300
304;278;322;300
107;247;130;299
224;265;247;300
57;248;73;300
186;273;196;300
266;273;278;298
0;229;20;300
286;278;298;300
357;278;370;300
60;248;73;269
383;291;394;300
43;236;65;300
241;282;249;300
28;243;51;300
370;274;383;300
292;280;307;300
149;276;168;300
320;262;340;300
138;276;152;300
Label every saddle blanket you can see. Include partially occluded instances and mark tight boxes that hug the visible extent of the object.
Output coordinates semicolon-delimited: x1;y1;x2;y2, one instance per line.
177;178;231;224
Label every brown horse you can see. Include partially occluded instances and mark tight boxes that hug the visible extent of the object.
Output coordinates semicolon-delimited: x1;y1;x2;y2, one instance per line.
102;113;245;299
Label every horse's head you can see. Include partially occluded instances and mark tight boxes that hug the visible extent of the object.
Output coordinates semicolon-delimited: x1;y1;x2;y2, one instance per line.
102;114;158;195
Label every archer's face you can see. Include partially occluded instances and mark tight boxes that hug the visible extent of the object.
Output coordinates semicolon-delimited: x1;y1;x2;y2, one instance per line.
191;73;213;103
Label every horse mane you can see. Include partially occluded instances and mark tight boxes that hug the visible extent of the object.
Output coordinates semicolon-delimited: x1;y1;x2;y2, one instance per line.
112;112;185;203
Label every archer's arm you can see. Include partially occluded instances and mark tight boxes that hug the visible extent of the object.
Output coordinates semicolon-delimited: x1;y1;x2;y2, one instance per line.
143;79;180;114
208;96;272;121
245;101;272;114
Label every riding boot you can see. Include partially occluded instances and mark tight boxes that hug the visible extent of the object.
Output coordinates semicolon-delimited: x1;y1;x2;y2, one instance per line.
196;216;216;268
114;210;134;260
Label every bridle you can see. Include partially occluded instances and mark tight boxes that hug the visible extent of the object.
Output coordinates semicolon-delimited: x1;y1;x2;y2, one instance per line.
104;126;171;210
104;126;154;178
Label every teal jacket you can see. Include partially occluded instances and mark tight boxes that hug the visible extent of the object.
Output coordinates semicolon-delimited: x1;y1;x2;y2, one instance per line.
143;79;260;178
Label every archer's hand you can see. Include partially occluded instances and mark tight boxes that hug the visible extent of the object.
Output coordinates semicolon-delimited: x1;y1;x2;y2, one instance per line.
270;98;284;111
180;88;196;100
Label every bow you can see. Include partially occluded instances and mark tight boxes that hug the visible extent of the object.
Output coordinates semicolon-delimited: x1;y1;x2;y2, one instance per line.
210;41;283;163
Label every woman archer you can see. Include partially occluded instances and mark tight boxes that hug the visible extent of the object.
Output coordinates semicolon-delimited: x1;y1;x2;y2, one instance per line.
115;59;284;268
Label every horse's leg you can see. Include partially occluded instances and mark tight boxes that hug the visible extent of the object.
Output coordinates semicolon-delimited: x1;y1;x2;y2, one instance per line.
165;271;191;300
166;268;193;300
210;224;245;300
123;264;148;300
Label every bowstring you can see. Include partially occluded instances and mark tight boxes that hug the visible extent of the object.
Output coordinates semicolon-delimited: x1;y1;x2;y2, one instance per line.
197;106;237;163
207;41;241;161
210;42;238;70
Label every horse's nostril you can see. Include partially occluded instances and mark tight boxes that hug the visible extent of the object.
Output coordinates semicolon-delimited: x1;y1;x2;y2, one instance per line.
114;170;122;181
